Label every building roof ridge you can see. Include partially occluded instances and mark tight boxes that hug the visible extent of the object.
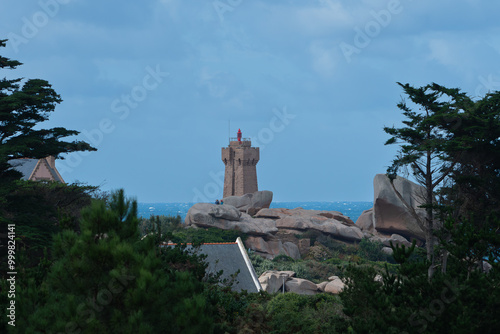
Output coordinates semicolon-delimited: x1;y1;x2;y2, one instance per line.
42;157;64;182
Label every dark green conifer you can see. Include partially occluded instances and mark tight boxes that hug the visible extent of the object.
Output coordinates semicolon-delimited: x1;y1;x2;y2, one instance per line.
15;190;213;333
0;38;96;204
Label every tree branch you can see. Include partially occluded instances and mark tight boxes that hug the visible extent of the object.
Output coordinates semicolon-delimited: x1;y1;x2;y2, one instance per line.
432;161;457;189
412;161;425;178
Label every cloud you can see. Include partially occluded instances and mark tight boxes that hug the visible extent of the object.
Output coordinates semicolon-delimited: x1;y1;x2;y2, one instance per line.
294;0;353;35
309;41;337;77
428;39;457;67
198;68;230;99
424;32;498;79
93;58;146;86
4;0;500;202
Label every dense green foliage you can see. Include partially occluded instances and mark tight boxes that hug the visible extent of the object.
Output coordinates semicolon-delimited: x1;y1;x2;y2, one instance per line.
0;39;97;282
2;181;97;249
7;190;214;333
384;83;500;279
0;39;95;203
2;189;379;334
2;62;500;333
340;83;500;333
203;287;271;333
266;293;349;333
250;238;397;284
139;215;247;243
438;90;500;219
383;83;469;277
341;238;500;334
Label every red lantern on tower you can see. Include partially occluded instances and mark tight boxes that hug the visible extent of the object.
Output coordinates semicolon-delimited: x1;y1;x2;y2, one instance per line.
237;129;242;142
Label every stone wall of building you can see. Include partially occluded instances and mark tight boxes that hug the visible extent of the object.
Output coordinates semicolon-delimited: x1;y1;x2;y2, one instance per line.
222;140;259;197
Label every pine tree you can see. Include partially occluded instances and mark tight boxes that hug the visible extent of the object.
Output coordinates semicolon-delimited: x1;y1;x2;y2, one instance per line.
14;190;214;333
441;91;500;218
384;82;471;278
341;84;500;333
0;38;96;202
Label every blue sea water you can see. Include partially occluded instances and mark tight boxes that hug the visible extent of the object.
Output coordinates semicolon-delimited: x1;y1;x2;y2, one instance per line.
138;201;373;223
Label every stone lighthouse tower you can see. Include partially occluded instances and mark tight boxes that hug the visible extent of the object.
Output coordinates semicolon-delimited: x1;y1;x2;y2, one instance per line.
222;129;259;198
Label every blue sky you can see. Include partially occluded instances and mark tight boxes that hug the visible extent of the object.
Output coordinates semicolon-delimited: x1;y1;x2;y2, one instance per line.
2;0;500;202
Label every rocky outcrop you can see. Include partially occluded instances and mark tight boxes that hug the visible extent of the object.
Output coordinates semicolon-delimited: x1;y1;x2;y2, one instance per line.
316;281;329;292
356;174;426;242
298;238;311;256
252;207;363;257
275;209;363;242
385;234;412;248
356;208;375;233
285;278;319;295
381;247;394;256
186;202;364;259
209;204;242;221
185;203;240;223
185;203;277;236
258;270;319;295
254;208;288;219
283;242;301;260
324;276;345;294
370;234;412;248
258;271;345;295
245;236;301;260
374;174;426;240
259;270;294;293
223;190;273;214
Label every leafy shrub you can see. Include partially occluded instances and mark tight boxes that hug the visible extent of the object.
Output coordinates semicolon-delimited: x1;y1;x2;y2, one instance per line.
139;214;182;237
305;244;333;261
17;190;215;333
273;254;295;263
303;260;344;282
295;230;323;244
358;238;388;262
317;235;358;255
266;293;349;333
249;252;308;278
178;227;246;244
139;215;246;243
204;287;271;333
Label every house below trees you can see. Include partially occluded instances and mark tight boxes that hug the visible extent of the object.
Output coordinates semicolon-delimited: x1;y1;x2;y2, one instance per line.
8;156;64;183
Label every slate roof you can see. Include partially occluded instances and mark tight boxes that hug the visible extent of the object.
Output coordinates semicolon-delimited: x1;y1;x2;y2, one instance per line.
42;160;64;182
7;158;64;182
164;238;262;293
7;159;39;180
